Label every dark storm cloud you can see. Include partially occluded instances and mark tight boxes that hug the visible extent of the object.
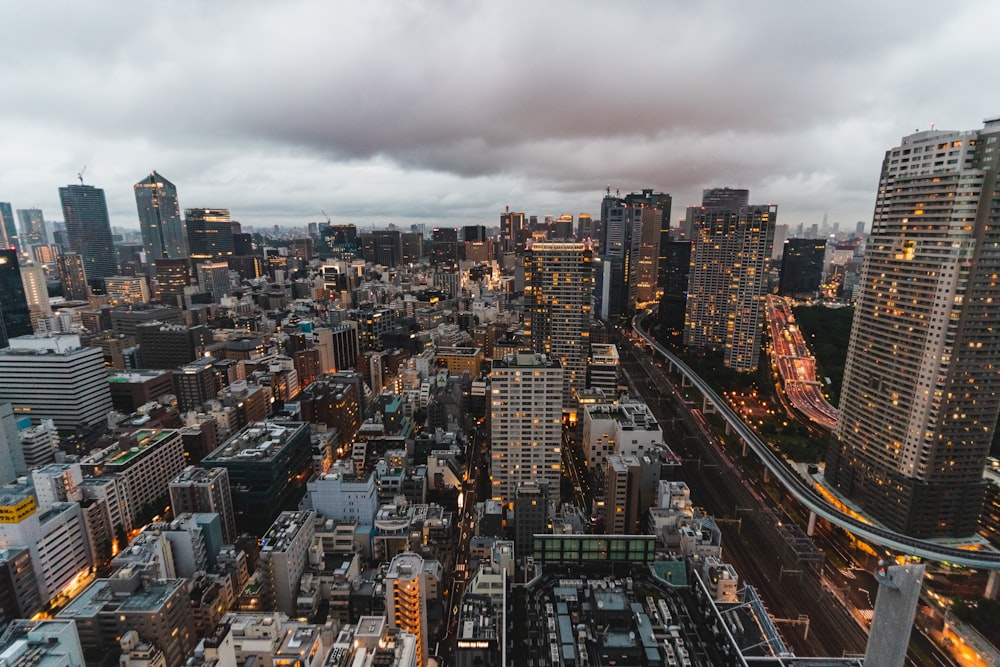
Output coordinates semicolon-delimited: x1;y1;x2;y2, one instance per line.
1;1;999;228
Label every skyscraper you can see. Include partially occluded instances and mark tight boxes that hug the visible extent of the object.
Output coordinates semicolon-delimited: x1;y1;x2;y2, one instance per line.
523;241;593;410
59;184;117;286
489;352;563;504
684;189;776;372
826;119;1000;538
778;238;826;297
19;260;51;327
16;209;47;247
185;208;233;261
134;171;188;260
0;250;32;347
56;252;89;301
0;203;18;253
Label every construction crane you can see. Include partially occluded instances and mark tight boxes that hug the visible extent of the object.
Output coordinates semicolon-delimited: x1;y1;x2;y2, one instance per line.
321;209;332;224
77;165;87;185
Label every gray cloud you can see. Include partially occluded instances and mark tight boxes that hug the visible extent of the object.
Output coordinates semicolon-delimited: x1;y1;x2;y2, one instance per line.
1;0;999;231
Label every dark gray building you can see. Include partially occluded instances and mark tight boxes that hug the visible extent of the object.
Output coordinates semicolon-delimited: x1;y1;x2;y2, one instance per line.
59;184;118;287
135;171;188;260
778;238;826;297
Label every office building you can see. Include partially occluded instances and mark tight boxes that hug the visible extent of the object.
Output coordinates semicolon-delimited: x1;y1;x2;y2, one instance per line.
153;258;190;306
431;227;459;265
0;335;112;428
385;551;429;667
604;454;660;535
57;568;196;667
0;249;32;347
0;404;25;486
259;510;315;616
0;493;92;605
657;240;692;335
16;208;48;247
107;369;174;412
18;419;59;469
20;260;51;328
307;466;377;525
587;343;620;393
105;275;151;306
778;238;826;297
197;261;232;302
186;208;234;261
523;241;592;411
96;429;187;527
57;252;89;301
489;352;563;503
169;466;237;544
135;171;188;260
59;184;117;286
0;620;85;667
826;121;1000;537
0;551;44;627
136;322;210;369
173;358;220;411
0;202;18;252
513;481;549;559
582;398;663;471
201;421;312;535
684;189;777;372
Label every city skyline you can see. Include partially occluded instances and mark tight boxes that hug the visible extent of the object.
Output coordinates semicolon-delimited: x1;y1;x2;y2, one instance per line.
2;2;1000;231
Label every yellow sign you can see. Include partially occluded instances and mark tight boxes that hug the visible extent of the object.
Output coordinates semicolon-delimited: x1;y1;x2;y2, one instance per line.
0;495;37;523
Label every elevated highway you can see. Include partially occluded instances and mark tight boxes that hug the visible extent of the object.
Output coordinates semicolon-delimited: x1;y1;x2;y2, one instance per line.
633;313;1000;570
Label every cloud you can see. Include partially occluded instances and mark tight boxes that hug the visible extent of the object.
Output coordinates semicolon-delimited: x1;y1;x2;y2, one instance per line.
1;0;999;230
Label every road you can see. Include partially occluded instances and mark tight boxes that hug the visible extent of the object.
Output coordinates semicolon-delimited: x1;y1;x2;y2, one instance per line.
765;295;838;430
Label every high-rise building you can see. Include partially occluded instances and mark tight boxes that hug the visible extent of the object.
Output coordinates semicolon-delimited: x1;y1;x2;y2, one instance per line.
0;335;112;428
57;252;89;301
604;454;660;535
684;189;776;372
135;171;188;260
0;202;18;253
0;404;26;486
153;258;190;306
431;227;459;265
500;209;526;253
523;241;592;411
657;240;692;336
169;467;237;544
16;208;47;247
260;510;315;616
20;261;51;327
59;184;118;286
186;208;233;261
385;551;429;667
826;120;1000;538
778;238;826;297
0;250;33;347
489;352;563;504
105;276;151;306
197;261;231;302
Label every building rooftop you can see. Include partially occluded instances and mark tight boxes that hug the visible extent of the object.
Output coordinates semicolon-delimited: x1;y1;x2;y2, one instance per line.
58;571;185;619
107;369;171;384
203;421;307;464
105;430;179;467
171;466;226;485
261;511;314;553
491;351;561;369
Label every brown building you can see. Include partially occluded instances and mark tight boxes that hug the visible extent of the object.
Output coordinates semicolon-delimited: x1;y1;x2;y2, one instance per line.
107;370;175;412
299;376;361;443
435;346;483;378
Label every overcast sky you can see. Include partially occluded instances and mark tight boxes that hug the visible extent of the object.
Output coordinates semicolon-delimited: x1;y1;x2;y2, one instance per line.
3;1;1000;232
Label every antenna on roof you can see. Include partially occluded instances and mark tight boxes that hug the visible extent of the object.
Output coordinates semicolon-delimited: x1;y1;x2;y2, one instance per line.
77;166;87;185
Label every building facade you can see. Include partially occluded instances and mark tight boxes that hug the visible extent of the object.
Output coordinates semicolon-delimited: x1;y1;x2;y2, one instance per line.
59;184;118;286
489;352;563;504
523;241;592;412
134;171;188;260
684;189;776;372
826;120;1000;538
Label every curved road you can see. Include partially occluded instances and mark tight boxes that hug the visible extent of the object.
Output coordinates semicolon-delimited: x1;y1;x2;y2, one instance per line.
634;313;1000;570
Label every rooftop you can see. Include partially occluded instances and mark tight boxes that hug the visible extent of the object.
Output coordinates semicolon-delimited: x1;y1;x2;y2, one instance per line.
203;421;307;464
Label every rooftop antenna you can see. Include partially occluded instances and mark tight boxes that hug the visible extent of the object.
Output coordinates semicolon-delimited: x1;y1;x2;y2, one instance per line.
77;165;87;185
930;121;936;131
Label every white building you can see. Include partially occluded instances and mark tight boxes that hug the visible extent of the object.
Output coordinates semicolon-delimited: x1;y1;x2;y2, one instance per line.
489;352;563;504
31;463;83;511
0;335;112;429
0;493;92;604
582;398;663;471
306;464;377;526
18;418;59;469
260;510;316;617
